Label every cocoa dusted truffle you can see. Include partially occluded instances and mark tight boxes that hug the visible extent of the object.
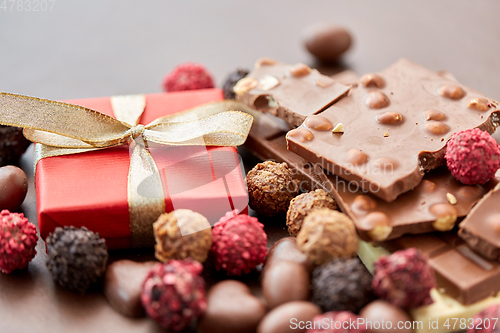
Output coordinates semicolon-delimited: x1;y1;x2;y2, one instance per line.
222;68;249;100
141;259;206;331
373;248;436;310
297;209;358;265
46;226;108;293
0;125;31;167
311;258;374;313
245;161;299;216
211;210;268;276
286;189;337;236
153;209;212;263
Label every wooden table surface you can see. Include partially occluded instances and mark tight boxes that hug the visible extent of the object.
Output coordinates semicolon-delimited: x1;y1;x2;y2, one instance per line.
0;1;499;332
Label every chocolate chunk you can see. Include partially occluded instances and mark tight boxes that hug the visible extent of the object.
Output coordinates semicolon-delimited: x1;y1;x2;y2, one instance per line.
103;260;157;317
0;166;27;211
257;301;321;333
198;280;266;333
236;60;350;126
286;59;500;202
459;184;500;261
303;23;352;63
262;260;310;309
242;87;497;242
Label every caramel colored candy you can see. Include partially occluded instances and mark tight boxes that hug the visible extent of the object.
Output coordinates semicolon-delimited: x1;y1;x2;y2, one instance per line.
0;166;28;211
199;280;266;333
103;260;157;317
262;261;310;309
360;300;414;333
257;301;321;333
303;23;352;62
266;237;314;272
364;91;390;109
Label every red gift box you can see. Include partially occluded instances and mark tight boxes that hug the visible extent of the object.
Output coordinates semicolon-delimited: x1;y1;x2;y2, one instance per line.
36;89;249;249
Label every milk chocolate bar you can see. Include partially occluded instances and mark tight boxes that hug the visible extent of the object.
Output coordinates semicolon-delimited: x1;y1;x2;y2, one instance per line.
286;59;500;202
235;59;350;127
245;104;497;242
459;183;500;261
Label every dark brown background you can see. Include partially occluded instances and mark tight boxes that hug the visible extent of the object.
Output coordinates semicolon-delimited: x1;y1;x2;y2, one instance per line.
0;1;499;332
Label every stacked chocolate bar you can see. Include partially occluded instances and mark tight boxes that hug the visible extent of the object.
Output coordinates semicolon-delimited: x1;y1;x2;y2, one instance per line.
238;58;500;332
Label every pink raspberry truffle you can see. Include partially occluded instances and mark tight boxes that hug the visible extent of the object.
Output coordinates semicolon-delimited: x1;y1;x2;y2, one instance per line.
468;304;500;333
162;63;215;92
210;210;268;276
307;311;367;332
372;248;436;310
0;210;38;273
445;128;500;185
141;259;206;331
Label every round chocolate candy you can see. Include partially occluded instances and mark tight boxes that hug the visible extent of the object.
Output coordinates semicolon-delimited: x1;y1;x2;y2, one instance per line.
262;260;310;309
198;280;266;333
265;237;314;272
257;301;321;333
303;23;352;62
0;166;28;211
359;300;414;333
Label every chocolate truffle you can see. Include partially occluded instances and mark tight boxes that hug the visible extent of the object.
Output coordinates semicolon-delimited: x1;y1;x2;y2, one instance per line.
359;300;413;333
162;63;214;92
311;258;374;313
246;161;299;216
0;210;38;273
286;189;337;236
297;209;358;265
223;68;249;100
0;125;31;167
373;248;436;310
153;209;212;263
142;259;206;331
0;166;28;211
198;280;266;333
210;211;268;276
303;23;352;63
46;226;108;293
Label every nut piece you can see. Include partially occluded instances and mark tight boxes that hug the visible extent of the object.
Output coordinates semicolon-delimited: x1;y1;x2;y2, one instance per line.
315;76;336;88
438;85;466;100
305;115;333;131
245;161;299;216
364;91;390;109
345;149;368;165
297;209;358;265
424;121;450;135
233;77;258;96
287;128;314;143
351;195;377;213
468;97;490;111
360;73;385;88
153;209;213;263
360;212;393;241
286;189;337;236
383;132;389;137
446;193;457;205
255;57;277;68
424;109;446;121
376;112;403;124
332;123;344;133
257;75;280;91
430;203;457;231
289;63;312;78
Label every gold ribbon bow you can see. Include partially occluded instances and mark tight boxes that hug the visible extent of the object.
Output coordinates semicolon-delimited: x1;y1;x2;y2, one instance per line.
0;92;254;247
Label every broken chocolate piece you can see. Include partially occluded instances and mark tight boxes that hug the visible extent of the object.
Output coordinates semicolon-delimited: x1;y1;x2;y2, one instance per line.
286;59;500;202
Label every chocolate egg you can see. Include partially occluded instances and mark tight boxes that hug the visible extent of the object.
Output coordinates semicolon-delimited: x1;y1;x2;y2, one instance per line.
257;301;321;333
303;23;352;62
198;280;266;333
262;260;310;309
359;300;414;333
0;166;27;211
266;237;314;272
103;260;157;317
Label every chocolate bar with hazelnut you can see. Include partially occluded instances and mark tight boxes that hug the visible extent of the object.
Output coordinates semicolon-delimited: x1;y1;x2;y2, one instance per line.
459;183;500;261
286;59;500;202
235;58;350;127
244;98;498;242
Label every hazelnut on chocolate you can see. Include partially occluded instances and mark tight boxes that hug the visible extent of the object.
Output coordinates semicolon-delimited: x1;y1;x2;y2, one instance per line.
297;209;358;265
153;209;212;263
286;189;337;236
245;161;299;216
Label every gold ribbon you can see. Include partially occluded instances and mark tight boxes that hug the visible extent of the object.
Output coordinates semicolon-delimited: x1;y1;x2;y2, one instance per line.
0;92;254;247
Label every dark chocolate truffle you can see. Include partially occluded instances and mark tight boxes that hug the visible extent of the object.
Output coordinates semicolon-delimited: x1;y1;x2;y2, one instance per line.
286;189;337;236
223;68;249;100
0;125;31;167
311;258;374;313
245;161;299;216
153;209;212;263
46;226;108;293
